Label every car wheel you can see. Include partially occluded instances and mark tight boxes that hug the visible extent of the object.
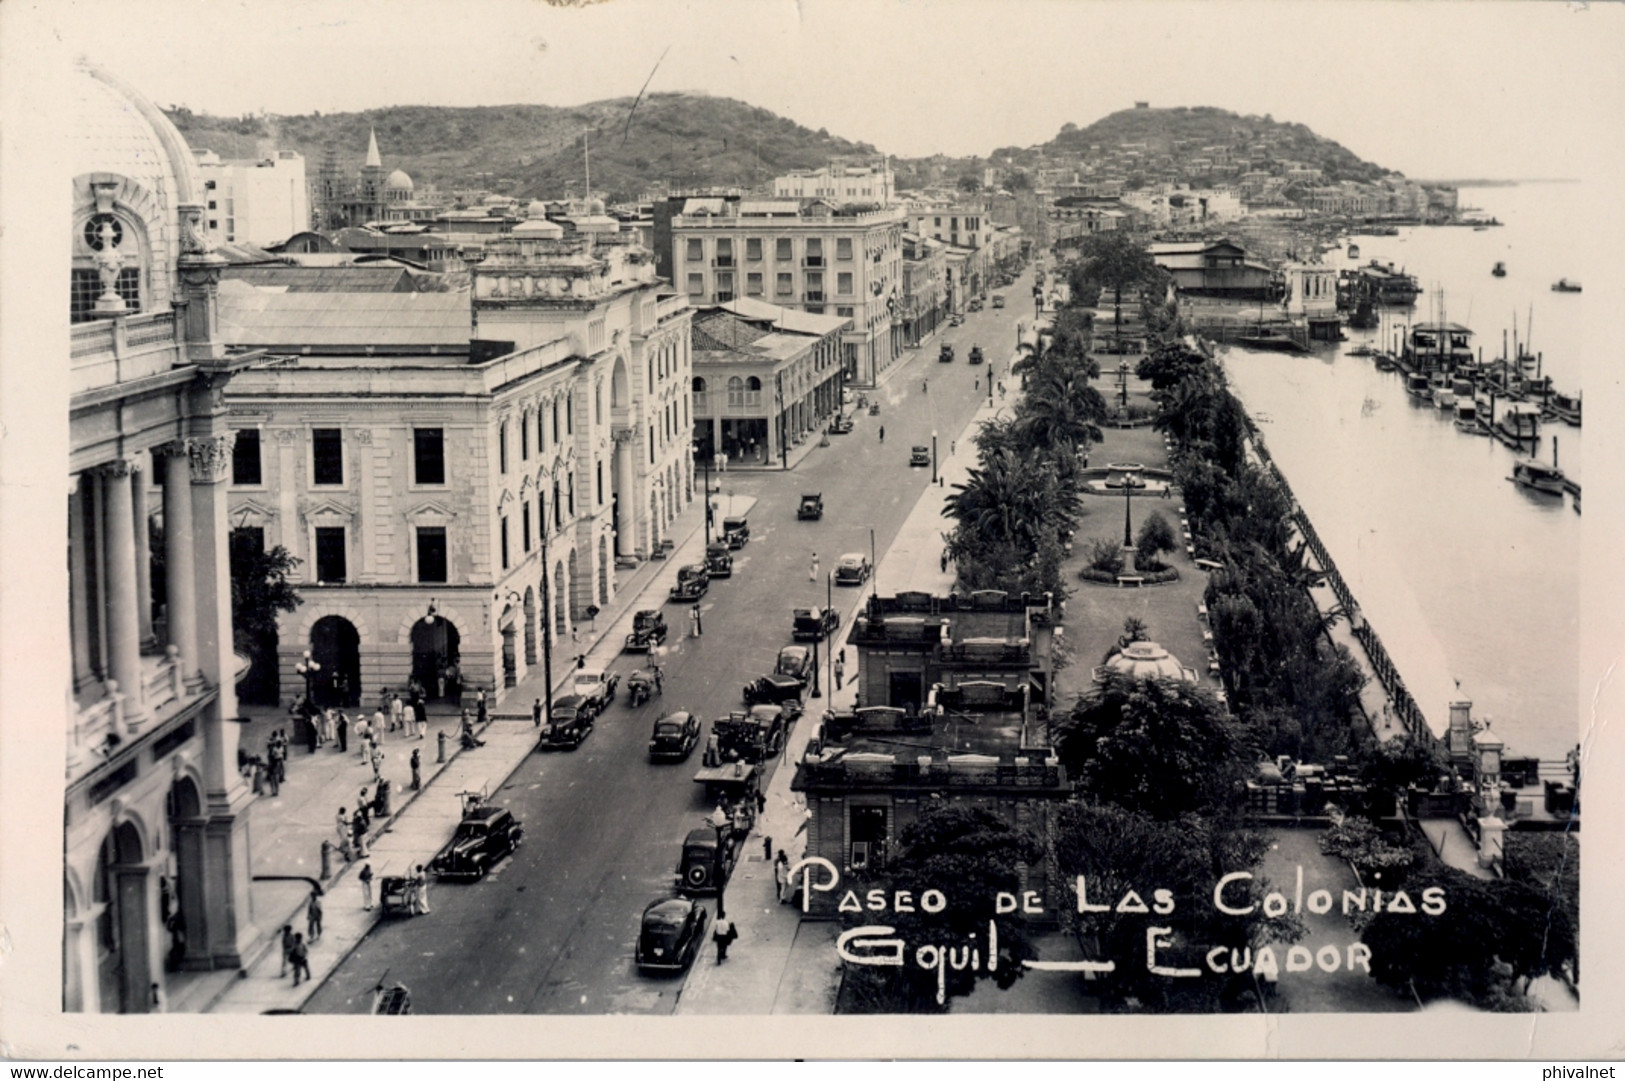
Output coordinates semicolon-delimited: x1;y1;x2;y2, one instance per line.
686;864;710;889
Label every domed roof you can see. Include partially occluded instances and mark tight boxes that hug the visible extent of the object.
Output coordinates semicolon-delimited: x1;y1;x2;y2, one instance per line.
525;199;550;218
586;197;606;214
1104;641;1194;682
71;59;202;209
385;168;414;191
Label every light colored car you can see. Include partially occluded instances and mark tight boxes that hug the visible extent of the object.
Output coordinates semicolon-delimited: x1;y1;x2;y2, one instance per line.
572;668;619;713
834;552;872;585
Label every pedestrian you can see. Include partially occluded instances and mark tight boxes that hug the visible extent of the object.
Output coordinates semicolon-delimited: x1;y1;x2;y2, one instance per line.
689;605;700;639
321;708;335;745
413;698;427;740
370;745;385;783
352;807;369;859
306;890;323;943
720;451;728;472
833;650;845;690
289;933;310;987
390;691;405;734
755;789;767;816
356;715;372;762
335;807;353;862
305;714;319;755
279;924;296;977
775;851;792;904
358;862;374;911
704;731;720;768
974;376;979;391
250;756;266;796
414;866;431;914
922;380;928;393
372;704;388;745
693;602;703;636
878;425;885;443
336;712;349;753
476;687;487;726
356;789;372;830
941;548;949;573
809;552;819;582
532;698;543;727
712;917;738;964
651;664;664;694
410;747;422;791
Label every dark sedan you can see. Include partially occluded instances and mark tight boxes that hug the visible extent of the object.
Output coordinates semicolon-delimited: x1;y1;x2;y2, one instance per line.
538;695;594;751
775;645;814;682
635;896;711;973
428;806;523;881
791;606;840;641
648;710;701;762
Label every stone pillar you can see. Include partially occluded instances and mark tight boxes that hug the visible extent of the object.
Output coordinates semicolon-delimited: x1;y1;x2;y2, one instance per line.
613;430;636;557
132;462;154;645
98;459;145;728
62;913;91;1012
1477;815;1505;870
170;817;214;970
69;475;93;689
156;444;199;682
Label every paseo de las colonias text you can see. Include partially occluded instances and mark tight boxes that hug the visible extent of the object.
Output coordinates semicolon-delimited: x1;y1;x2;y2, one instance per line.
788;858;1448;1003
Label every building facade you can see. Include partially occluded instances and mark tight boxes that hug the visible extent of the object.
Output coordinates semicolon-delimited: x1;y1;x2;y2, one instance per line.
192;150;309;248
65;60;262;1012
688;299;849;467
668;197;906;387
900;232;948;348
773;159;895;206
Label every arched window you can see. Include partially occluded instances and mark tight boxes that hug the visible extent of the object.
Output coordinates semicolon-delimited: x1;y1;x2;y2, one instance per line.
692;376;707;393
595;383;603;426
499;420;509;474
746;376;762;391
727;376;745;407
520;412;531;460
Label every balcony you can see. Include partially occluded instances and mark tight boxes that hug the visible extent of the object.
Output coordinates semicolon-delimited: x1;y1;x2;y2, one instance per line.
805;291;824;303
796;754;1065;791
802;257;825;268
712;256;736;268
69;647;208;788
71;311;182;397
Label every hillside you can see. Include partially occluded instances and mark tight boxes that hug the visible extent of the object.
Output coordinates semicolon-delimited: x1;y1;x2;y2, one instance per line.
167;94;878;204
1003;105;1395;186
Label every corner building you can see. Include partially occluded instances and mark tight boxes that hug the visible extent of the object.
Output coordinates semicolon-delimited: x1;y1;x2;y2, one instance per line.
64;61;262;1011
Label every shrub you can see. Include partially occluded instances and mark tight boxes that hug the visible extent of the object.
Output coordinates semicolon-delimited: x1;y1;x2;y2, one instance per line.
1085;538;1125;575
1135;512;1177;570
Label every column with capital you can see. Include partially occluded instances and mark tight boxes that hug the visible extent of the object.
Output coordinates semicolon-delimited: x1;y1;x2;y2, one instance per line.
131;459;154;646
612;428;636;557
155;443;199;685
97;458;146;730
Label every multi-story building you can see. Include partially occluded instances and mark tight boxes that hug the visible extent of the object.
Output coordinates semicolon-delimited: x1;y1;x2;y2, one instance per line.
65;60;262;1012
689;299;849;467
668;197;906;387
219;201;692;703
900;232;948;347
773;159;895;206
790;591;1068;918
192;150;309;247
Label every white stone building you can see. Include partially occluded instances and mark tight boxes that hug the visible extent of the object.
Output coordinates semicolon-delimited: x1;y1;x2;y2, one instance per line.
192;149;309;247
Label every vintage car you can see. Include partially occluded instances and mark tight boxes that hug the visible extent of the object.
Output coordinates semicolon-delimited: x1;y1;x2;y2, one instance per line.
648;710;701;762
677;826;739;895
969;345;985;365
722;516;750;549
742;673;806;709
949;313;965;327
635;896;711;973
797;493;824;520
968;297;984;312
909;445;932;467
792;606;840;642
713;706;792;763
828;416;854;435
775;645;814;683
668;563;710;602
992;294;1006;309
704;542;734;578
939;343;955;363
834;552;872;585
428;805;523;880
623;609;668;653
572;668;619;714
538;696;594;750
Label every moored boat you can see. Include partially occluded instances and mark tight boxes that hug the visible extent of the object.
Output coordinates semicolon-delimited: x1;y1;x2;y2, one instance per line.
1405;372;1432;400
1551;278;1582;293
1491;261;1506;277
1545;390;1582;427
1510;459;1565;494
1495;401;1543;445
1429;372;1456;409
1453;398;1483;434
1347;344;1374;358
1373;352;1398;372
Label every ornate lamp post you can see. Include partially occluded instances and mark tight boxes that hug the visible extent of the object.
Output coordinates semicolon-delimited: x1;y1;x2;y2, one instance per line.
931;429;939;485
708;805;730;919
1122;468;1140;549
296;650;322;710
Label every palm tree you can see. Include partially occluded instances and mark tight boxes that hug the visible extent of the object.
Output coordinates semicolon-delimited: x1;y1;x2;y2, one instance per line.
1016;369;1105;455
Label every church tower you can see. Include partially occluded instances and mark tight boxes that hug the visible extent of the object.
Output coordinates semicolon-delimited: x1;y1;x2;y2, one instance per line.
357;127;385;223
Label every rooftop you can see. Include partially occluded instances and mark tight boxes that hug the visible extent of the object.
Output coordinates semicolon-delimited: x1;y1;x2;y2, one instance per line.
218;286;471;350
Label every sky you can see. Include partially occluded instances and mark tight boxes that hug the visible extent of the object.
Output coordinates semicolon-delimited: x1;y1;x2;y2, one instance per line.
16;0;1622;180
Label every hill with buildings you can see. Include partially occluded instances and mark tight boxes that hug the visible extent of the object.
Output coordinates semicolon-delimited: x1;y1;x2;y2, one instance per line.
166;94;879;204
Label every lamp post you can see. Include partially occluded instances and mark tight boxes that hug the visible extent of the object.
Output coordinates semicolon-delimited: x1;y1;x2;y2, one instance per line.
931;429;938;485
700;446;713;547
776;377;788;471
810;624;822;699
296;650;322;709
708;805;730;919
1123;469;1139;550
826;571;835;702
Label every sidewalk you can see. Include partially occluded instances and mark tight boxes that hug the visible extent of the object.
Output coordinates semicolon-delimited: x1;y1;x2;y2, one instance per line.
189;493;738;1013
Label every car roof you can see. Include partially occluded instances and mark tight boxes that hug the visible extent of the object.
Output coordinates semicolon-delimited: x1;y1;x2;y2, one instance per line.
553;694;586;708
793;607;819;617
912;445;928;451
683;828;719;846
839;552;865;562
642;896;694;921
654;711;692;727
779;645;809;657
635;609;660;618
464;805;509;822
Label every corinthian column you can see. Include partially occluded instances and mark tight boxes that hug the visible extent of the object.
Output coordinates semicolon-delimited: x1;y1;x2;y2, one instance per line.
154;442;198;683
97;458;145;728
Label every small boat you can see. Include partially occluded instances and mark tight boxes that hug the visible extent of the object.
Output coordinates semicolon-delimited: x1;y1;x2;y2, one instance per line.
1510;459;1565;495
1453;398;1483;434
1373;352;1399;372
1545;390;1582;427
1347;344;1374;357
1495;401;1543;444
1405;372;1432;400
1348;243;1360;259
1235;328;1308;354
1551;279;1582;293
1491;261;1506;277
1429;372;1456;409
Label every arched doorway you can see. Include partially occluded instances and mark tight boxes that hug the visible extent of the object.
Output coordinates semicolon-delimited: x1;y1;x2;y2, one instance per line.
409;615;460;702
648;491;660;550
500;606;518;689
523;588;537;667
597;534;610;604
567;548;581;623
94;821;149;1013
165;777;204;973
310;616;361;708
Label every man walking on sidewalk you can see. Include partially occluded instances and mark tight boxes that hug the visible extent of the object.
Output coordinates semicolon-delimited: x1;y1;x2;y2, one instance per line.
834;649;845;690
306;890;323;943
712;917;737;964
279;924;296;977
410;747;422;790
289;934;311;987
359;863;374;911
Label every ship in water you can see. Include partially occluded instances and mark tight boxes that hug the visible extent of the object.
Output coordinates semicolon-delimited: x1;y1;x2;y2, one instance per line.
1349;260;1422;307
1551;278;1582;293
1492;261;1507;277
1510;458;1565;495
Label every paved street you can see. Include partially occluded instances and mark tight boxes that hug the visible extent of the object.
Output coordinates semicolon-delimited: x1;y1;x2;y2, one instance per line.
302;272;1037;1013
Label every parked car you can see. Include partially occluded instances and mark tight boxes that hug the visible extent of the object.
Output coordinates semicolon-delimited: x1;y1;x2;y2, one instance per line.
828;416;854;435
792;606;840;641
968;297;984;312
910;445;931;467
538;696;594;750
722;516;750;549
775;645;814;683
950;313;965;327
939;344;955;363
705;542;733;578
969;345;985;365
834;552;871;585
992;294;1006;309
428;805;523;880
623;609;668;652
712;705;793;762
668;563;710;602
647;710;701;762
635;896;710;973
572;668;619;714
742;673;807;709
677;827;739;895
797;493;824;520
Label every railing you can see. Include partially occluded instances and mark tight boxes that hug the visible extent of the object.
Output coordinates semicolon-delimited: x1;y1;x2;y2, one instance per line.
71;319;116;358
126;311;177;347
805;291;824;302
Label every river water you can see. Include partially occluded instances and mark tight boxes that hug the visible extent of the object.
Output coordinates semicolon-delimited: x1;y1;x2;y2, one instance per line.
1221;183;1582;764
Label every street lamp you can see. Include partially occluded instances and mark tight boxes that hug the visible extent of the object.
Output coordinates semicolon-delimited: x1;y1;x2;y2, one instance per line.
699;446;713;547
931;429;938;485
825;571;835;703
708;805;730;919
296;650;322;709
1122;468;1141;550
